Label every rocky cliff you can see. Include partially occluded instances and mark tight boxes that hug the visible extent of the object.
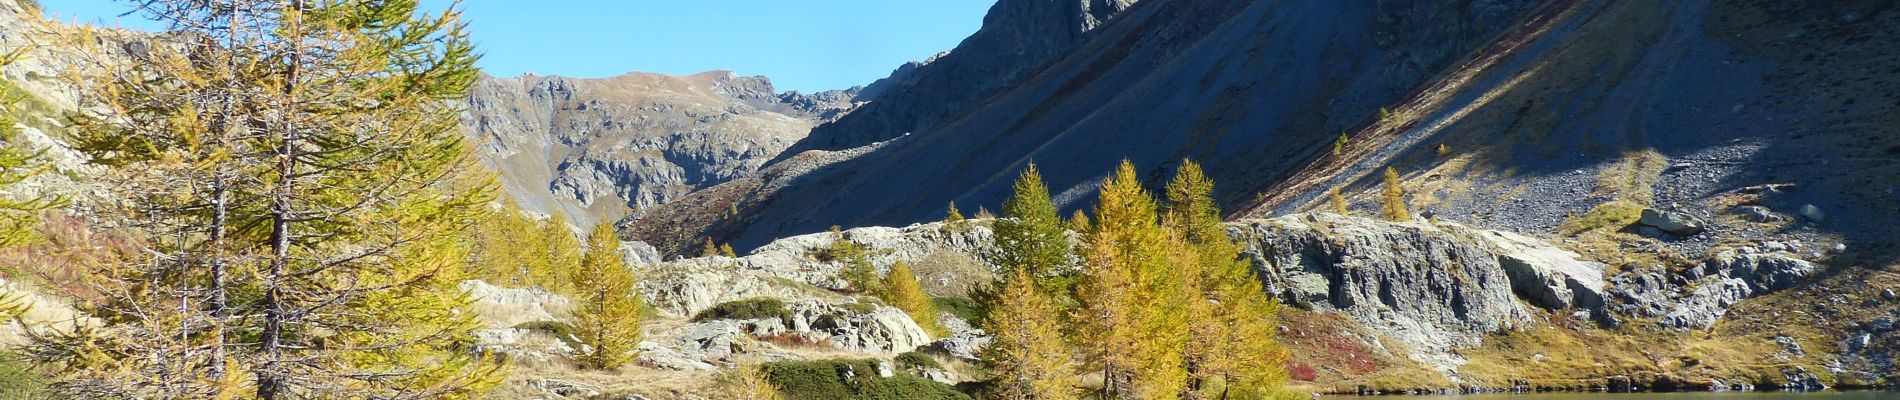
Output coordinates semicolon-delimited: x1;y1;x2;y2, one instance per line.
462;71;855;227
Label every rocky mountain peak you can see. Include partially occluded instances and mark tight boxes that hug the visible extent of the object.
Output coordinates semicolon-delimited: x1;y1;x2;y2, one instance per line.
463;70;854;228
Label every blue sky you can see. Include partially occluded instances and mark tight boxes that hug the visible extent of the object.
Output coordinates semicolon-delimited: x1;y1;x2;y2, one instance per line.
36;1;996;93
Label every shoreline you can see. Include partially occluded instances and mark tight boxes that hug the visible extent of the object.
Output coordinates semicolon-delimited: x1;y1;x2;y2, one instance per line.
1315;382;1897;396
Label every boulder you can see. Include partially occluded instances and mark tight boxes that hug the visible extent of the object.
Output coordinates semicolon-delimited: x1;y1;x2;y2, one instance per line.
527;378;600;398
1472;229;1609;310
785;301;935;353
1639;208;1706;236
925;313;991;360
1797;204;1827;223
1696;249;1817;292
1729;205;1786;223
620;240;663;265
638;221;995;317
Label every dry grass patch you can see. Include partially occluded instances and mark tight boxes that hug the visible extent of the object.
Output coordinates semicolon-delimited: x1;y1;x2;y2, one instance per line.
1278;310;1449;392
1594;150;1669;204
908;249;992;298
1559;199;1644;235
1458;322;1687;389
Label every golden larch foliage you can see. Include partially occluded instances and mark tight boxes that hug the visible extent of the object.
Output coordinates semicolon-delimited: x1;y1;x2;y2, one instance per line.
1381;167;1412;222
981;270;1078;400
1162;160;1293;399
712;363;784;400
541;212;584;294
882;261;945;337
946;201;966;223
1328;188;1349;215
1075;160;1188;399
569;223;647;369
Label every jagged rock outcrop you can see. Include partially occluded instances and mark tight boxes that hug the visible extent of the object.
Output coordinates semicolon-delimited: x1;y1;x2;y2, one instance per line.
778;301;934;354
462;71;851;228
1610;247;1819;330
461;280;572;328
1230;213;1603;372
638;221;994;316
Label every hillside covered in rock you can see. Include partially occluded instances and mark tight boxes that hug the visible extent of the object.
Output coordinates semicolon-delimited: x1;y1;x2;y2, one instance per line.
464;71;856;227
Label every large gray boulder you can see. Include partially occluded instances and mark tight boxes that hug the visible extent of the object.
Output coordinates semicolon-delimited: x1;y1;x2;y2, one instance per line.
1463;228;1609;310
1639;208;1706;236
785;301;934;354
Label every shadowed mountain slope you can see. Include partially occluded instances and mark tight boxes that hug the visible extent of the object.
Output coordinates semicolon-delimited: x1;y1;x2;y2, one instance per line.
636;0;1543;253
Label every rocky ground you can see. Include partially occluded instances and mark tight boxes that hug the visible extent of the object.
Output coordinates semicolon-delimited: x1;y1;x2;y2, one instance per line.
465;212;1887;397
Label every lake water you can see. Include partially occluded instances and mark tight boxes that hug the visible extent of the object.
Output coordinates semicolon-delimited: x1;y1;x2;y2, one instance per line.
1324;392;1895;400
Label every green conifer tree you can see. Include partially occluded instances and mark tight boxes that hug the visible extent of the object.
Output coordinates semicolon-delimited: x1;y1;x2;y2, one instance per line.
1333;131;1350;156
989;164;1077;303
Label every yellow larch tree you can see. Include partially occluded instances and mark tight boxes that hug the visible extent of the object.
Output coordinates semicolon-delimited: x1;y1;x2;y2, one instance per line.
540;212;583;293
1164;160;1290;399
568;223;647;369
43;1;507;397
881;260;945;336
982;269;1078;400
1381;167;1412;222
1074;160;1188;399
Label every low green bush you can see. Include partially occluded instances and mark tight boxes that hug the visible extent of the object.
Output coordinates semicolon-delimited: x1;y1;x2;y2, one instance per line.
762;359;972;400
851;375;969;400
0;351;49;399
931;297;981;323
693;298;793;324
894;351;941;370
839;298;880;315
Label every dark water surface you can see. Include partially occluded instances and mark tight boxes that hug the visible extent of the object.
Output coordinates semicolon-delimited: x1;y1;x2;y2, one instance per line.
1325;392;1895;400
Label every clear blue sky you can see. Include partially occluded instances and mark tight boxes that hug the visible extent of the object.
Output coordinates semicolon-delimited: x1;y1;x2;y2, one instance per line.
36;1;996;93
